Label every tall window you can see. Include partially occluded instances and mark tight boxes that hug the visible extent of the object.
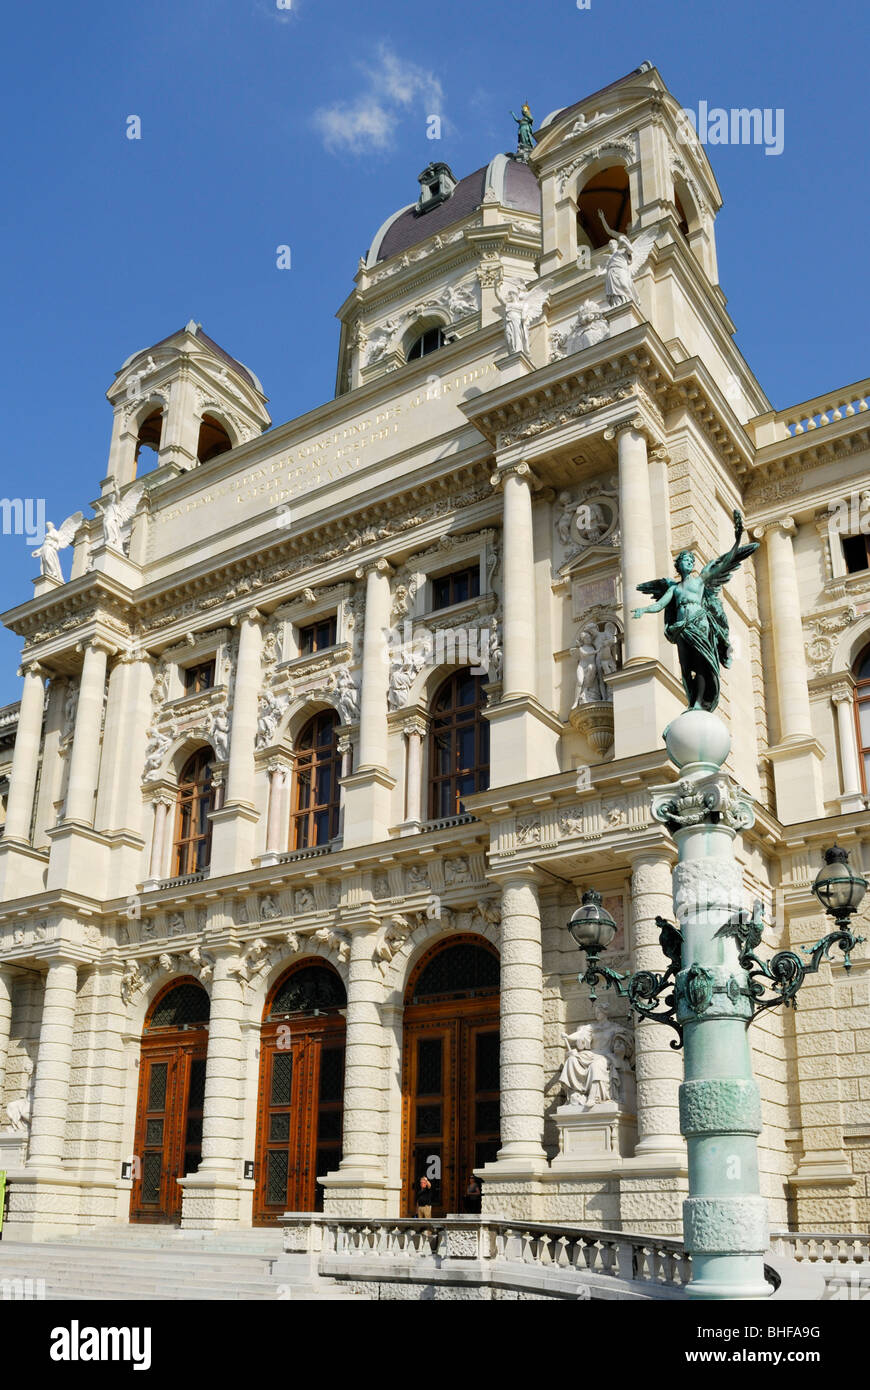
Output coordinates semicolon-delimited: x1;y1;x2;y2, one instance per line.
429;669;490;819
855;643;870;793
299;615;337;655
291;711;342;849
843;533;870;574
408;326;445;361
173;749;214;875
183;660;215;696
431;565;480;611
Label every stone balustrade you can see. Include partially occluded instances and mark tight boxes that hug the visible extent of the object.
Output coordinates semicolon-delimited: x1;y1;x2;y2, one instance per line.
780;385;870;437
282;1215;695;1300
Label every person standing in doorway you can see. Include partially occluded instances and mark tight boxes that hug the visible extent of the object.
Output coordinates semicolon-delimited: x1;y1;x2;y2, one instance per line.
416;1173;433;1218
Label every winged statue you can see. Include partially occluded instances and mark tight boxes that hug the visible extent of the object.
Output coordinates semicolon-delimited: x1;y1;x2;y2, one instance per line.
97;479;145;553
597;210;661;307
32;511;83;582
494;278;549;356
632;510;759;712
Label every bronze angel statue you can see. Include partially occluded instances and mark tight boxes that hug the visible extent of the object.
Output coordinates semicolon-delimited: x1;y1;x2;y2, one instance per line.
632;510;758;712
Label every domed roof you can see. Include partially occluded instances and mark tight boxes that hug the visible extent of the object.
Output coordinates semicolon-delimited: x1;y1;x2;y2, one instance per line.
368;155;540;265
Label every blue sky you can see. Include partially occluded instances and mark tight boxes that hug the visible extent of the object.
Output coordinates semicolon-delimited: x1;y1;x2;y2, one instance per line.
0;0;866;702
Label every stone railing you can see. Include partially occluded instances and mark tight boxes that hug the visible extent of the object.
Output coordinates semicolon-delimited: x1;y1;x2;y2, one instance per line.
282;1216;695;1301
770;1231;869;1263
777;384;870;437
768;1232;869;1301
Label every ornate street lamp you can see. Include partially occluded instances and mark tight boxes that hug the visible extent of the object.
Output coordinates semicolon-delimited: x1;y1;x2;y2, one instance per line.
567;889;682;1041
812;844;868;926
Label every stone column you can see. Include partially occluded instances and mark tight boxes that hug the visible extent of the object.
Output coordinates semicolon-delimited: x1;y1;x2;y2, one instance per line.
613;422;657;665
629;851;684;1161
754;518;824;821
65;641;111;825
402;717;426;827
832;682;865;812
3;662;46;843
322;922;390;1214
94;651;154;836
605;420;683;759
356;561;392;771
264;762;289;856
487;464;560;783
211;610;263;868
181;948;247;1227
0;967;12;1104
341;564;396;847
226;610;263;806
500;464;537;701
492;871;547;1168
26;958;78;1169
144;796;173;888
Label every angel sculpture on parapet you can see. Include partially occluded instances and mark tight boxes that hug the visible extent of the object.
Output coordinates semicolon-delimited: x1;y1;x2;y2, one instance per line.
597;210;660;308
632;510;758;713
32;511;83;582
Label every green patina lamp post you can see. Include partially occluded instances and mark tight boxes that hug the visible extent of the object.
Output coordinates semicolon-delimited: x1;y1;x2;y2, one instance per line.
567;512;865;1300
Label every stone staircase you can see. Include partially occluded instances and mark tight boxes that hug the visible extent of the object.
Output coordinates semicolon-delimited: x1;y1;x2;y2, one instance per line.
0;1227;370;1300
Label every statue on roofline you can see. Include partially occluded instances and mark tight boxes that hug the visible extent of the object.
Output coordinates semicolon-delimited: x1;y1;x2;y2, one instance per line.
632;510;758;713
510;104;536;161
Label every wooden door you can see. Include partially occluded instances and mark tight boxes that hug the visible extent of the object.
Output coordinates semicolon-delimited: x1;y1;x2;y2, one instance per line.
402;1000;500;1217
130;1034;207;1224
254;1015;345;1223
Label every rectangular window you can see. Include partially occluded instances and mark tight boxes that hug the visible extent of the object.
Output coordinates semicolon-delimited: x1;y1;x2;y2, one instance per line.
298;615;337;655
843;535;870;574
183;661;215;695
431;565;481;611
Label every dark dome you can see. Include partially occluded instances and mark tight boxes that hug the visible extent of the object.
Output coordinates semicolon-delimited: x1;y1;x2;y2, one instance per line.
371;155;541;264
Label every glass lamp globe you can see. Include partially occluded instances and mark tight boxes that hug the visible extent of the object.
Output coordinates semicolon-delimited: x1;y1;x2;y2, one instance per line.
812;845;868;921
567;889;617;955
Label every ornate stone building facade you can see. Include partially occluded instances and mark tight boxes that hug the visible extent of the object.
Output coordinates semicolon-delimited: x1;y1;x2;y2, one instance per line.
1;63;868;1242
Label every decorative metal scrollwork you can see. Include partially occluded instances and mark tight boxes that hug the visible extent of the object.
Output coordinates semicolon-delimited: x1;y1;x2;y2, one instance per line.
579;915;684;1049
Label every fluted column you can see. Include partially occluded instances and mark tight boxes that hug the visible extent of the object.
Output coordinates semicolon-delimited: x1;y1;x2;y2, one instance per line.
629;851;684;1160
500;464;537;700
226;610;264;806
26;958;78;1169
612;421;657;664
754;517;824;821
494;872;547;1167
356;561;392;770
264;762;289;854
832;682;865;811
3;662;47;842
144;796;173;886
65;640;111;825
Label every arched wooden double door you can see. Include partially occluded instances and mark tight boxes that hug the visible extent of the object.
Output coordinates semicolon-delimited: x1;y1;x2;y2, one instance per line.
253;962;347;1224
402;937;500;1217
130;979;210;1224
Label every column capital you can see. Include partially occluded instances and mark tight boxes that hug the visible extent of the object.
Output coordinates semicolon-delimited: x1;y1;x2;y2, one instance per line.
16;660;48;680
831;680;856;705
230;606;265;628
604;413;654;443
75;636;117;658
354;557;393;581
752;515;796;540
115;643;153;666
490;461;542;491
266;757;291;776
402;715;429;738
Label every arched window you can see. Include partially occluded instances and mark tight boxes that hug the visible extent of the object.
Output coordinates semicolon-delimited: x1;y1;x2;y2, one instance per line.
429;669;490;819
172;749;214;876
674;186;690;239
408;326;446;361
197;414;233;464
854;643;870;793
291;710;342;850
145;979;211;1031
577;165;631;250
135;408;163;471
